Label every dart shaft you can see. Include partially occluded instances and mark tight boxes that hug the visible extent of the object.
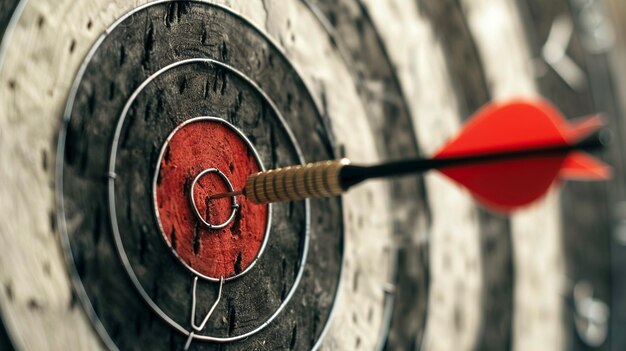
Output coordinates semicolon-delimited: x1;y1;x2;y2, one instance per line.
354;131;605;184
210;190;243;199
219;132;604;204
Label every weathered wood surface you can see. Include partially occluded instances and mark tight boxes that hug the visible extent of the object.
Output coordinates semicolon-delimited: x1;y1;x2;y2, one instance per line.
1;0;624;350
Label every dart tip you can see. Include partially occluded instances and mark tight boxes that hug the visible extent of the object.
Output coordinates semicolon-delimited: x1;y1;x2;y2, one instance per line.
209;190;244;200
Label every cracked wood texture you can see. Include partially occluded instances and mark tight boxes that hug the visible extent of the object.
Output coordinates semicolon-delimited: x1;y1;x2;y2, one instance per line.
1;0;625;350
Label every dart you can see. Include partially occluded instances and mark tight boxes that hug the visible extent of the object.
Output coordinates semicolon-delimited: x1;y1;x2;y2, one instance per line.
211;99;611;212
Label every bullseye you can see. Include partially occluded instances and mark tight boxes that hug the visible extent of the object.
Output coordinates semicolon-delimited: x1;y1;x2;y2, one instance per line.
154;117;270;280
189;168;239;230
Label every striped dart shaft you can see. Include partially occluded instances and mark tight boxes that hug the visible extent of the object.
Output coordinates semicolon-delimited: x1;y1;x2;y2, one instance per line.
244;159;350;204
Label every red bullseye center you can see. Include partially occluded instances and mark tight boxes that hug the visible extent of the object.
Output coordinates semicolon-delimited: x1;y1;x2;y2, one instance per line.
155;119;268;279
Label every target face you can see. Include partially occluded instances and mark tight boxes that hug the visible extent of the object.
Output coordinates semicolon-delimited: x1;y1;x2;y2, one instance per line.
57;2;344;348
9;0;621;350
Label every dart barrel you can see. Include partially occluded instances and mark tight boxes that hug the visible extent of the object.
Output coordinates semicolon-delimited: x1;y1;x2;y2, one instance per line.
244;159;351;203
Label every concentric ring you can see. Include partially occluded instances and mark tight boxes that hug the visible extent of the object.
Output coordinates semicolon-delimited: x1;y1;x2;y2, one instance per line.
56;2;344;349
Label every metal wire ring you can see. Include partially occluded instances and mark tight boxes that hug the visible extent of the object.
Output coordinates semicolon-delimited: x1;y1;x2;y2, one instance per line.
189;167;239;230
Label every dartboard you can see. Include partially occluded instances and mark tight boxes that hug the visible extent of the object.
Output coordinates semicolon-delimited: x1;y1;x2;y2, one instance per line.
0;0;624;350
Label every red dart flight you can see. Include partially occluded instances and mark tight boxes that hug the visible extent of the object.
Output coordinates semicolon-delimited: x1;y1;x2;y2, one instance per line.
434;99;611;212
